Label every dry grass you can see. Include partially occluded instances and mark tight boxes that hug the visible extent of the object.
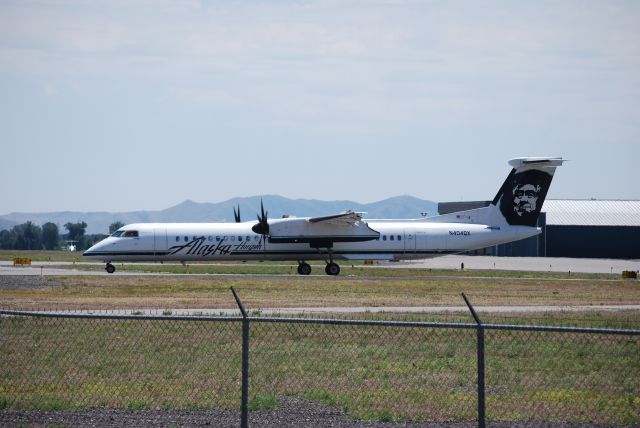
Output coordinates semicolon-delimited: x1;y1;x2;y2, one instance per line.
1;274;639;312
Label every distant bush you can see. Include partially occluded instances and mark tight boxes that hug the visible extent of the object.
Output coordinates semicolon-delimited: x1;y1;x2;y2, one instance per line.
0;220;104;250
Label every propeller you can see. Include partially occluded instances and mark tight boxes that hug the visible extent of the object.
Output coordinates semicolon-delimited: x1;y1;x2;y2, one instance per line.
233;205;241;223
251;200;270;236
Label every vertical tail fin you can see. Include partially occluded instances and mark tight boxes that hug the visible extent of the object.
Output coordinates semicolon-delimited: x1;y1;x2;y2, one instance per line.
491;157;564;226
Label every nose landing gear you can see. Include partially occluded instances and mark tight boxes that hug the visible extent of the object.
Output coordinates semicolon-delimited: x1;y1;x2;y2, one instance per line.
105;263;116;274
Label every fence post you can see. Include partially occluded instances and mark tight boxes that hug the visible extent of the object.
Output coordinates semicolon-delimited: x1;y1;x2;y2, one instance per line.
231;287;250;428
462;293;486;428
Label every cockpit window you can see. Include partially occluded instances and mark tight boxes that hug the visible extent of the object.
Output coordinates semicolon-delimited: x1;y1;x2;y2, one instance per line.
123;230;139;238
111;230;124;237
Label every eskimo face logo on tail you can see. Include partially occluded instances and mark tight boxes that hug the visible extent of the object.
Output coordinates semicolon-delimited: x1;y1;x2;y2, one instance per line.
513;183;541;216
499;169;552;226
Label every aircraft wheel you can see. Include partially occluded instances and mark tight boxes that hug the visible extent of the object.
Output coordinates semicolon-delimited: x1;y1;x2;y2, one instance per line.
325;262;340;276
105;263;116;274
297;262;312;275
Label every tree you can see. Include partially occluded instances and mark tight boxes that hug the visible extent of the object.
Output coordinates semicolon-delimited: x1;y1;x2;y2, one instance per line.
42;222;59;250
64;221;87;242
14;221;42;250
0;229;17;249
109;221;124;234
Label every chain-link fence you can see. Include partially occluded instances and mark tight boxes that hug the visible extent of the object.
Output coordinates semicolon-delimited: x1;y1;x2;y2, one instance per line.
1;313;243;410
1;296;639;427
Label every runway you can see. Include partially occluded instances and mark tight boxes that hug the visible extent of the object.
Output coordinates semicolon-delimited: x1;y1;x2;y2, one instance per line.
399;255;640;274
1;255;638;276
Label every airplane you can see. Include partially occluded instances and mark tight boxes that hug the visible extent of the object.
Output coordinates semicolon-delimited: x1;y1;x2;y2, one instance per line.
83;157;564;275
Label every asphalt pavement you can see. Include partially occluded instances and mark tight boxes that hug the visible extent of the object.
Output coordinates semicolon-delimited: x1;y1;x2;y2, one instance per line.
1;255;638;276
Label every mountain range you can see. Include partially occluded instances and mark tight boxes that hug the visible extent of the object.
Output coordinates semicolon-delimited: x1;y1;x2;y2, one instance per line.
0;195;438;235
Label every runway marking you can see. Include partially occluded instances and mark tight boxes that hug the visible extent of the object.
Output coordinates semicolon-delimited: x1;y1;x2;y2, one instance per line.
1;265;633;282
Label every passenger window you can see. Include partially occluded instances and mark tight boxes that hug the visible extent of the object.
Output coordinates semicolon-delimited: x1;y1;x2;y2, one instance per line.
231;236;236;242
383;235;387;241
216;236;221;242
238;236;243;242
176;236;179;242
184;236;188;242
390;235;394;241
208;236;212;241
398;235;402;241
123;230;139;238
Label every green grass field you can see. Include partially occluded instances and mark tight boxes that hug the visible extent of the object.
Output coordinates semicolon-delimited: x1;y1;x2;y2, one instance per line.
1;250;639;423
0;250;87;263
1;314;638;424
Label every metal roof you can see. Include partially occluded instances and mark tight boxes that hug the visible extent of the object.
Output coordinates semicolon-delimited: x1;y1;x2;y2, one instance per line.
542;200;640;227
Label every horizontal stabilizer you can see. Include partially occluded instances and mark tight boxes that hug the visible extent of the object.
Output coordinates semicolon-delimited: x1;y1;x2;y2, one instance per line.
508;157;565;169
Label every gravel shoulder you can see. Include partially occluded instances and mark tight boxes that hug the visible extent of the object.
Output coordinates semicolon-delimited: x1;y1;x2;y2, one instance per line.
0;396;618;428
0;275;59;289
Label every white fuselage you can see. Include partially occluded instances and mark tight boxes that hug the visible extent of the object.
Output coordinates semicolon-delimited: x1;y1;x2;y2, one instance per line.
84;156;563;275
83;220;539;263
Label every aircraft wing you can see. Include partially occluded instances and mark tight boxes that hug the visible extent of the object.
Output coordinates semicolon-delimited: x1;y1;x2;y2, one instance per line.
308;211;365;225
268;211;378;244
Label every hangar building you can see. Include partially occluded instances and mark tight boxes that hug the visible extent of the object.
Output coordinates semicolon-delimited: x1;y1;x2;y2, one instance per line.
437;200;640;259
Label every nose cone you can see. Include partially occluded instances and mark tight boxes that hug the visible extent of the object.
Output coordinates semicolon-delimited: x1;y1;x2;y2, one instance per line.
83;238;110;258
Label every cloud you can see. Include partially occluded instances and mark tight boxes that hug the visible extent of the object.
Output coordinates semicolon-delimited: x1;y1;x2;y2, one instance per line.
1;0;638;131
2;2;637;86
1;1;639;211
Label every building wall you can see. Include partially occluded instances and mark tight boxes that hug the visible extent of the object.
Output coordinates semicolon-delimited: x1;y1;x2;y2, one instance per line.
438;200;640;259
546;226;640;259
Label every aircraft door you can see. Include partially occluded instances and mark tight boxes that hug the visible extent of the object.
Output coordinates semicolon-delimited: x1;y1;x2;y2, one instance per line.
404;230;416;253
154;229;168;254
416;230;447;254
416;232;428;252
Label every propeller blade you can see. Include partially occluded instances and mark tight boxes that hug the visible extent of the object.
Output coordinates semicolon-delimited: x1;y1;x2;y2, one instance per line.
260;200;268;256
233;205;241;223
251;199;270;235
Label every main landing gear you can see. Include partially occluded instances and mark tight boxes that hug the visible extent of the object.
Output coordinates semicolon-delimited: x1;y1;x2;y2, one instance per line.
324;262;340;276
295;247;342;276
318;247;340;276
297;261;312;275
296;260;340;276
105;262;116;274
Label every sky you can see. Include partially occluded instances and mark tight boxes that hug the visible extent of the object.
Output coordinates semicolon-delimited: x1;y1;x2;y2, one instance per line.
1;0;639;214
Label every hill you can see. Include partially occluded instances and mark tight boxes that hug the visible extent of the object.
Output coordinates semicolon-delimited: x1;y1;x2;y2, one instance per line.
0;195;438;234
